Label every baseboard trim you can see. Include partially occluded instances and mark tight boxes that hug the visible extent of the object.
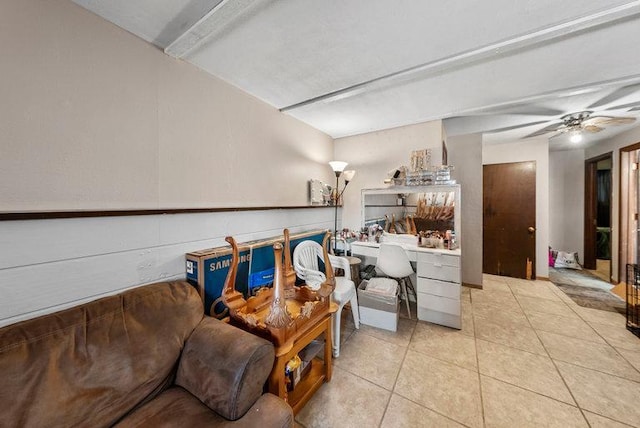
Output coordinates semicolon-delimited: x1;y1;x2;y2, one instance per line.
463;282;483;289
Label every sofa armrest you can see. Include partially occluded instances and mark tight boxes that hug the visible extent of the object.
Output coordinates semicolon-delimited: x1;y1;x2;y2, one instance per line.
236;393;294;428
176;317;276;421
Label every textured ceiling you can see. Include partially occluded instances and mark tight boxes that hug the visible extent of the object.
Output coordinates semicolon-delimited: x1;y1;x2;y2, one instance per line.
73;0;640;148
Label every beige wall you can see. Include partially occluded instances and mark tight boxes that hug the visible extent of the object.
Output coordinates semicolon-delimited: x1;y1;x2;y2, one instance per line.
0;0;334;211
483;138;550;278
334;121;443;229
448;134;483;287
549;149;585;262
0;0;337;326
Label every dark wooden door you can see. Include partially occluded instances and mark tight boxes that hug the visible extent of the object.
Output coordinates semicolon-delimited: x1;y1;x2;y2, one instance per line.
483;161;536;279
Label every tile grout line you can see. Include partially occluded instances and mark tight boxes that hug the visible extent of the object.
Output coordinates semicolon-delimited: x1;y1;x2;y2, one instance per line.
511;280;594;428
580;412;638;428
335;316;422;427
356;320;480;428
542;355;640;385
476;289;640;384
546;282;640;378
392;389;477;428
581;323;640;377
474;277;639;427
376;321;415;428
391;318;478;428
477;280;605;409
372;308;480;428
470;288;487;428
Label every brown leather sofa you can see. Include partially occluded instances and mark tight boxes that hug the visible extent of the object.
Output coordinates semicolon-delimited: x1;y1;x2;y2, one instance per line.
0;281;293;427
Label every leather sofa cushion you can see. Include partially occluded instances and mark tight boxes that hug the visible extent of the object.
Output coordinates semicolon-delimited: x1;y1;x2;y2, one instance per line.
0;281;203;428
114;387;293;428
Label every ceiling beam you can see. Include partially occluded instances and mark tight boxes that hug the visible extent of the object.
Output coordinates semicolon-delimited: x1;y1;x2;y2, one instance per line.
164;0;265;58
280;1;640;113
443;73;640;119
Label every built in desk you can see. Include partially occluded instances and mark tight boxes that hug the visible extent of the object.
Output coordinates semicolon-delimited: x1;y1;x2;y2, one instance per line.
351;240;462;329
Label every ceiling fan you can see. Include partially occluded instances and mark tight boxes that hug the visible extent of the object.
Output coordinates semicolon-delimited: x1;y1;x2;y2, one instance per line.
524;110;636;142
458;81;640;143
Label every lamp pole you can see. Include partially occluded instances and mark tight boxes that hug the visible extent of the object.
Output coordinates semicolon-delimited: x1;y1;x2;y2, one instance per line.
329;161;355;255
333;171;341;254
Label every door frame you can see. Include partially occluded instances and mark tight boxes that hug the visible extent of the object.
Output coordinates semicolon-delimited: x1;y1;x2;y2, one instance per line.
618;142;640;282
584;152;612;274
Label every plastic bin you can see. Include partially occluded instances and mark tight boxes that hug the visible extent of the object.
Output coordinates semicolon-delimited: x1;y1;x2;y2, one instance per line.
357;278;399;331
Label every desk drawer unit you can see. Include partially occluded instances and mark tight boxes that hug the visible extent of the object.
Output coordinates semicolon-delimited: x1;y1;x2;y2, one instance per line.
416;252;461;329
417;278;460;299
417;292;460;315
417;252;460;267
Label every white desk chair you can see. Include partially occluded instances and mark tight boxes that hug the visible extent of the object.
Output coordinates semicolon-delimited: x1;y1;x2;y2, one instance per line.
376;243;416;319
293;240;360;357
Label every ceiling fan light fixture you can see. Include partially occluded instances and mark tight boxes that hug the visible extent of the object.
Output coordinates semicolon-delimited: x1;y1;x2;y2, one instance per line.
569;130;583;143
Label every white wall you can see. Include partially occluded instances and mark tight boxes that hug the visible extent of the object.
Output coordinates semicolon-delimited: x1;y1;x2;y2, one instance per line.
334;121;443;229
448;134;483;287
0;210;334;327
483;138;550;278
548;149;585;261
0;0;336;326
585;125;640;282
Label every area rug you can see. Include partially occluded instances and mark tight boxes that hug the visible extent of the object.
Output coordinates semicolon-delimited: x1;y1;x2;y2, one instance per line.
553;282;626;315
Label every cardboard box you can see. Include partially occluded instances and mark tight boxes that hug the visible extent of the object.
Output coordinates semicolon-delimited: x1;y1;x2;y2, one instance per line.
186;229;326;318
357;279;399;331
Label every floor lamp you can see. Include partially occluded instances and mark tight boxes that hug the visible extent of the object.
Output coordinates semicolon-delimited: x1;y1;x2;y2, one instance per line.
329;161;356;255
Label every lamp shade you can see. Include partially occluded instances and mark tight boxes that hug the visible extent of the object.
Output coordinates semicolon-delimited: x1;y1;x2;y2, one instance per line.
343;170;356;182
329;161;348;173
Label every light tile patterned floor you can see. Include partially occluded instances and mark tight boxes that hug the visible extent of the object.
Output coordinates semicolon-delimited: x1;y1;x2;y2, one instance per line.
294;274;640;428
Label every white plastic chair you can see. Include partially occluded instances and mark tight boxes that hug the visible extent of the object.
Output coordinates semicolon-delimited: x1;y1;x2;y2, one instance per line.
330;236;351;256
376;243;416;319
293;240;360;357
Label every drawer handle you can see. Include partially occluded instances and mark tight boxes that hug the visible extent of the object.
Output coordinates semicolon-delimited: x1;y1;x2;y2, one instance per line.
434;263;442;267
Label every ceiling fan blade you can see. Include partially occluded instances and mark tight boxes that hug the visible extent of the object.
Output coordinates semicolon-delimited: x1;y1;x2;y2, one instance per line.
587;83;640;109
585;116;637;126
583;125;604;133
483;120;550;134
523;122;563;138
